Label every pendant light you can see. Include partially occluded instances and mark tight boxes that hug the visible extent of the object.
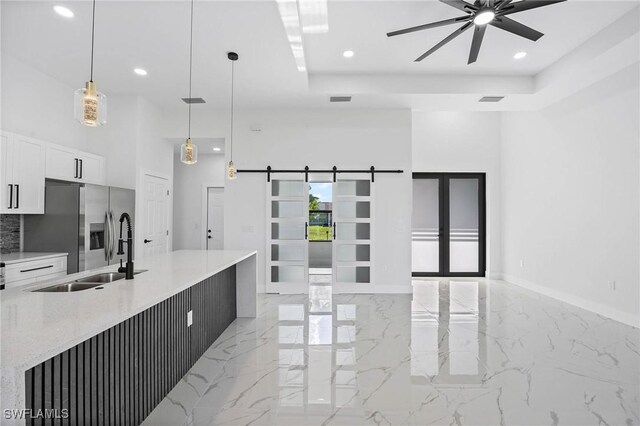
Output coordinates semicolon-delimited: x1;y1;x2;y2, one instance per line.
74;0;107;127
227;52;238;180
180;0;198;165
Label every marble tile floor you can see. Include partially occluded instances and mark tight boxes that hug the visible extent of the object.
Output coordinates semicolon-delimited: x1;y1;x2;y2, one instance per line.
143;279;639;426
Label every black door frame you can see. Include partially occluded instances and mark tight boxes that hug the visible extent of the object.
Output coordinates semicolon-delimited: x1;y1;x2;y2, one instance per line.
412;172;486;277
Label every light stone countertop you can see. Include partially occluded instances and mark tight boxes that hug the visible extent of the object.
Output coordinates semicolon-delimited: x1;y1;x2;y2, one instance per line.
0;252;68;265
1;249;256;373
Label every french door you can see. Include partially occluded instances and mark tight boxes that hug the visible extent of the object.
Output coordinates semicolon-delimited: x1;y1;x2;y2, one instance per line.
267;178;310;293
412;173;486;277
332;177;373;290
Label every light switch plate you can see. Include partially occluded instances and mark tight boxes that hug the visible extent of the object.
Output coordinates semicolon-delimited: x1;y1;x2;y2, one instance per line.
187;310;193;327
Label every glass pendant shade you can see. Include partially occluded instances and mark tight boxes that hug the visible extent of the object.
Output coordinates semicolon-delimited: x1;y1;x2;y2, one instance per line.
227;161;237;180
74;81;107;127
181;138;198;164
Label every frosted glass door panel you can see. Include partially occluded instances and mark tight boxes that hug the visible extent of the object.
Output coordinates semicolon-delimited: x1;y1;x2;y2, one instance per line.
449;179;479;273
334;201;370;219
412;179;440;273
272;265;305;283
336;267;370;283
336;223;370;240
336;244;370;262
272;244;306;261
271;222;305;240
272;180;305;197
272;201;304;218
335;180;370;197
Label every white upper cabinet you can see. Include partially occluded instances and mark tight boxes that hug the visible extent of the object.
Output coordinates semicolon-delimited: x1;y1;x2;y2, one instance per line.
77;151;104;184
46;142;105;185
0;131;107;215
45;144;78;181
0;132;46;214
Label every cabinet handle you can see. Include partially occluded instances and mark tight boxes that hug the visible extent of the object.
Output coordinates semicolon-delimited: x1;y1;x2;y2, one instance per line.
333;222;336;240
20;265;53;273
79;159;83;179
7;184;12;209
74;158;78;178
305;222;308;240
14;185;19;209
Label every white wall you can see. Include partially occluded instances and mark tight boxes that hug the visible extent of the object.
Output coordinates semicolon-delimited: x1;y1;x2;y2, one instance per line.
412;111;502;277
173;154;225;250
163;108;413;294
1;54;91;151
501;64;640;327
90;95;139;189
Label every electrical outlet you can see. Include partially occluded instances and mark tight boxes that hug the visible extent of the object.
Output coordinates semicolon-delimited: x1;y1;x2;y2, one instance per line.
187;310;193;327
609;281;616;291
519;259;524;268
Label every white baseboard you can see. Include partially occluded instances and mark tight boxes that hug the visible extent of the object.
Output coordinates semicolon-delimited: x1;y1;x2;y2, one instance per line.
499;273;640;328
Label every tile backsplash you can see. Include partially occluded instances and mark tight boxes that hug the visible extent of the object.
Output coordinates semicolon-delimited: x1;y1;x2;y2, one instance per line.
0;214;20;253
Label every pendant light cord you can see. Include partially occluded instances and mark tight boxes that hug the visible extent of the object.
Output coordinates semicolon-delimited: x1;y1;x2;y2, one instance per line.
90;0;96;81
230;59;234;162
187;0;194;139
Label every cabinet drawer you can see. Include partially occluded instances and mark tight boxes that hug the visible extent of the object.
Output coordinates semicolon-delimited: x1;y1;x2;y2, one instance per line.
5;256;67;284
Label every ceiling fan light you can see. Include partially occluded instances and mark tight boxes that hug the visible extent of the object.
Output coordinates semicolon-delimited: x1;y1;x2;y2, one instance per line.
473;10;495;26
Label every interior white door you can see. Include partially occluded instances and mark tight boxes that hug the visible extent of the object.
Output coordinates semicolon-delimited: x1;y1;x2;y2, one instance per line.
267;178;309;294
332;177;374;292
206;187;224;250
141;173;169;257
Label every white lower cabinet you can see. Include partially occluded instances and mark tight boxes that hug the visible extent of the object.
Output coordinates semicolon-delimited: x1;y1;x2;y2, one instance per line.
4;255;68;289
0;132;46;214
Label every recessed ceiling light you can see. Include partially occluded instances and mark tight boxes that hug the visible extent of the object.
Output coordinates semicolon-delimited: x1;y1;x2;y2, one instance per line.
514;51;527;60
53;5;74;18
213;147;221;152
133;68;148;76
473;10;495;25
343;50;354;58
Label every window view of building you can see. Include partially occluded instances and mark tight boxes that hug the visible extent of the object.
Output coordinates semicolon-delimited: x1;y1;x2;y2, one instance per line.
309;183;332;241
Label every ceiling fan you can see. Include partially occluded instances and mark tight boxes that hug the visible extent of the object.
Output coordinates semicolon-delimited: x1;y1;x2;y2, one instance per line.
387;0;567;64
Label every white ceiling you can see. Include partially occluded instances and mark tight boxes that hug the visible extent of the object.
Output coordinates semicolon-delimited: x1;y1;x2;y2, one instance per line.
1;1;638;111
306;1;637;74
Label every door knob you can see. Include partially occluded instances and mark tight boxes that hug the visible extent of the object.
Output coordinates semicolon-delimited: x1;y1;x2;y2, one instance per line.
144;239;152;243
208;229;211;233
207;236;212;239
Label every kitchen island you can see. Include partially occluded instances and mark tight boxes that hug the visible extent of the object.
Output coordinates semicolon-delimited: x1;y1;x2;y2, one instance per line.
0;249;256;425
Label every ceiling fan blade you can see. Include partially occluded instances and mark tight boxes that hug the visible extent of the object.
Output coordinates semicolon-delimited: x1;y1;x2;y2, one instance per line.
468;24;487;64
387;16;471;37
415;22;473;62
496;0;513;10
439;0;478;13
500;0;567;16
490;16;544;41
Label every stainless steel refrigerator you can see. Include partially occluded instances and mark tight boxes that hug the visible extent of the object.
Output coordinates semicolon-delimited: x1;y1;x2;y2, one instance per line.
24;180;135;274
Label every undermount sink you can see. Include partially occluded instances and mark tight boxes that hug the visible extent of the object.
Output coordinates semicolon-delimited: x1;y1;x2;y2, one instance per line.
33;283;102;292
32;270;147;292
75;272;126;283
